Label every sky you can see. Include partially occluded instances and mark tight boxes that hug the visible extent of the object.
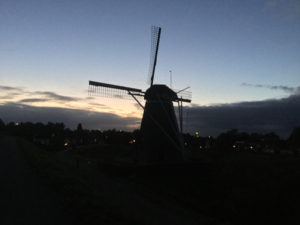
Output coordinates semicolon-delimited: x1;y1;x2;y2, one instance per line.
1;0;300;137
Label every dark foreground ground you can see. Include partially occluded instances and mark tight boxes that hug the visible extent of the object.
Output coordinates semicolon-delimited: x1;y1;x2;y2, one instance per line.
95;151;300;225
1;135;300;225
0;136;218;225
0;136;74;225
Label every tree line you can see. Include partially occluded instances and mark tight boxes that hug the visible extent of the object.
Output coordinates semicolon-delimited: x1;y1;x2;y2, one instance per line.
0;119;138;150
0;119;299;154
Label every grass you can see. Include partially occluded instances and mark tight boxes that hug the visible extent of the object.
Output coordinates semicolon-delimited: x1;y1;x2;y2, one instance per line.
16;138;300;225
17;138;139;225
131;152;300;225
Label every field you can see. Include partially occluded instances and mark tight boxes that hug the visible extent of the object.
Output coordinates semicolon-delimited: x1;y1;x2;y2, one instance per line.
19;139;300;225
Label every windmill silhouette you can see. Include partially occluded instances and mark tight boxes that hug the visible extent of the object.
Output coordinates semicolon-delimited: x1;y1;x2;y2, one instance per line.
88;26;191;163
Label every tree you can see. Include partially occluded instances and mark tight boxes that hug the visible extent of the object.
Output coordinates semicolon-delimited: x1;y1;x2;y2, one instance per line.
76;123;84;144
77;123;83;132
214;129;239;153
288;127;300;155
0;119;5;133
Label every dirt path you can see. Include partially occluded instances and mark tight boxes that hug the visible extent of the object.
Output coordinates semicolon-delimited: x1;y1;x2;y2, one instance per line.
0;136;74;225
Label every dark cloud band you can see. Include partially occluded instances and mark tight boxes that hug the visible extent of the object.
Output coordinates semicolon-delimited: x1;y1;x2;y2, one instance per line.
184;94;300;137
242;83;300;94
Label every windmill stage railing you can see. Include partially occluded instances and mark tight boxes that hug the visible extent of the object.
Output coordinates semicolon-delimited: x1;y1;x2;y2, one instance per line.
173;89;192;103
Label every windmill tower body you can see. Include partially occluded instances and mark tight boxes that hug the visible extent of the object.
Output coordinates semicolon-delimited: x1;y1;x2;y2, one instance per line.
88;26;191;164
139;85;184;163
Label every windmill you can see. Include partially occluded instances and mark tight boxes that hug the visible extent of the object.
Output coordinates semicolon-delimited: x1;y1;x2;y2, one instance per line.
88;26;191;163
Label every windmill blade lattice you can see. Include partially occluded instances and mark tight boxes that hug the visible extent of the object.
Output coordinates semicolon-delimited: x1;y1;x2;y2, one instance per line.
88;81;144;100
147;26;161;86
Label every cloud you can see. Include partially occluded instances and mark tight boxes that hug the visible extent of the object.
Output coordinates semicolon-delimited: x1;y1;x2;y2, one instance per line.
0;103;140;130
1;85;299;137
18;98;50;103
184;94;300;137
86;102;111;110
0;85;23;92
0;86;24;100
0;85;80;102
0;92;22;100
242;83;300;94
33;91;80;102
86;97;95;100
0;85;113;113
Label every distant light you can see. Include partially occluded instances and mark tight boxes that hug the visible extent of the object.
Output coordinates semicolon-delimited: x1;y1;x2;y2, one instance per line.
233;145;236;148
119;129;123;132
208;136;211;138
64;142;68;147
200;146;203;149
15;122;19;126
250;146;254;150
129;139;136;144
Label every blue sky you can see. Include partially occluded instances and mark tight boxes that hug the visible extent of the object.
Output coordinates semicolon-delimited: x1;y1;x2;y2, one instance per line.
1;0;300;133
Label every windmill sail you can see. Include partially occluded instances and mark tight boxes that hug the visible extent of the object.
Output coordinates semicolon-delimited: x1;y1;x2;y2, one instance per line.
88;80;144;99
147;26;161;86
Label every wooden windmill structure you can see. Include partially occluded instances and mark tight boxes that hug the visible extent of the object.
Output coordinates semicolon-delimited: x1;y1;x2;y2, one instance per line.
88;26;191;163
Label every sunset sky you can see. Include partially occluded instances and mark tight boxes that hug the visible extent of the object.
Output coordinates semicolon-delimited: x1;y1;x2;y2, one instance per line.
1;0;300;136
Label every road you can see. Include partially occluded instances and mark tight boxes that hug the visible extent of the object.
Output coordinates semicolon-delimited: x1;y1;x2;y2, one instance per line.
0;136;74;225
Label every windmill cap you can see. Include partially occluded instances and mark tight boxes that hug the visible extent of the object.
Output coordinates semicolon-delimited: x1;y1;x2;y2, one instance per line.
144;84;178;101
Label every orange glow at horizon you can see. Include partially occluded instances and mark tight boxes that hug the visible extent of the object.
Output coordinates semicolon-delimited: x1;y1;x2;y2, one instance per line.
0;90;144;119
